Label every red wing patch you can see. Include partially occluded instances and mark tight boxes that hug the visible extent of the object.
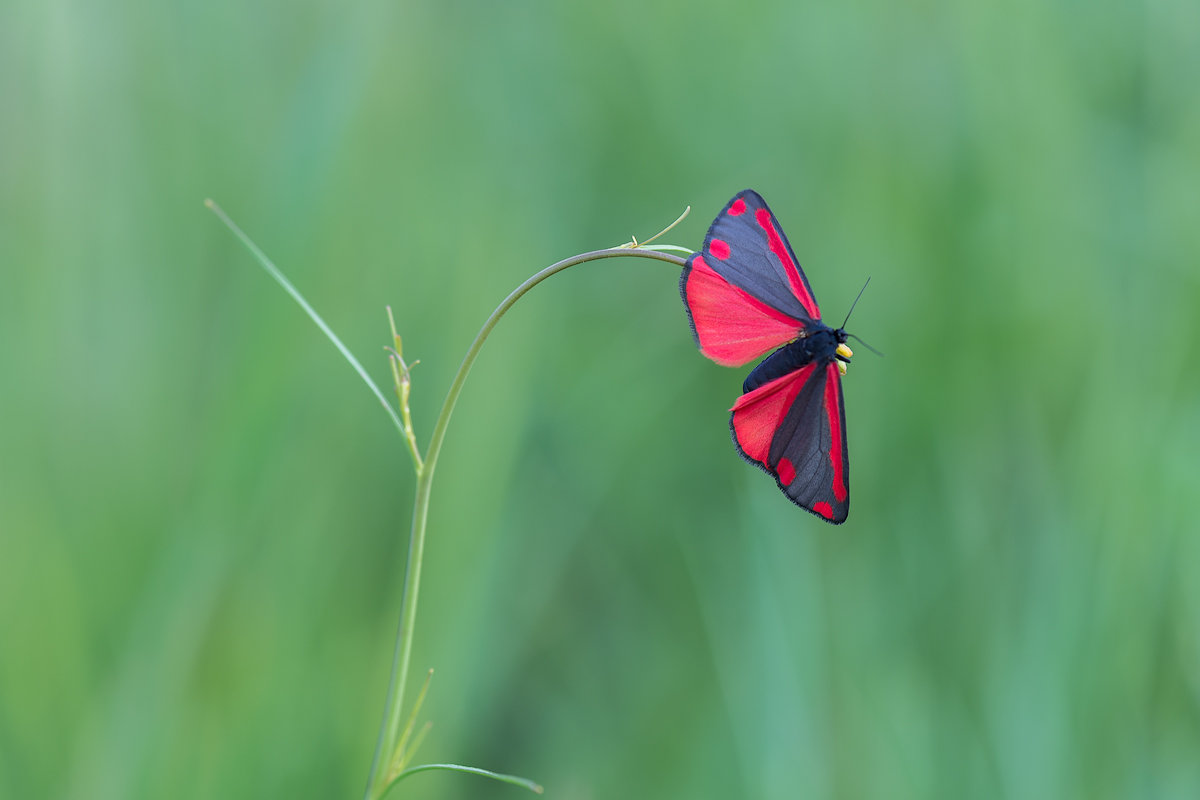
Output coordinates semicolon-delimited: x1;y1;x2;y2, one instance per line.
682;255;804;367
754;207;820;320
730;363;817;464
822;362;848;503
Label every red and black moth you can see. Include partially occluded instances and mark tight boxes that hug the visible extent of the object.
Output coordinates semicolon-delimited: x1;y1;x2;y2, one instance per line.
680;190;859;523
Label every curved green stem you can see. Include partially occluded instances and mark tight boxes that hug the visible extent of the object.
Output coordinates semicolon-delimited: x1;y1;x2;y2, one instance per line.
425;247;687;480
387;764;544;796
365;246;687;799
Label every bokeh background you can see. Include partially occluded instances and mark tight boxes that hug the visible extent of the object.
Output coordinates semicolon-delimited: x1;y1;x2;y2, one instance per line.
3;0;1199;797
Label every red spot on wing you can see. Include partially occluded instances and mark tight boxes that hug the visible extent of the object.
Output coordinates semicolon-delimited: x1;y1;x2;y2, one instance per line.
709;238;730;260
777;457;796;486
754;208;820;320
812;501;834;520
729;197;747;216
730;363;816;464
823;363;847;502
684;256;804;366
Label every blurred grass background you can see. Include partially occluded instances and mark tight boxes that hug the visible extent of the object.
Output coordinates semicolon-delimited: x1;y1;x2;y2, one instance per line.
3;0;1199;797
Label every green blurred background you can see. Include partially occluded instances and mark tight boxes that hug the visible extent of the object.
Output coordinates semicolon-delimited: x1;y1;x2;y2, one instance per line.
3;0;1199;797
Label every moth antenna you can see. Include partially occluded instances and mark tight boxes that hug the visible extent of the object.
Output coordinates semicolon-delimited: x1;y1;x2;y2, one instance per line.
620;205;691;248
847;334;884;357
840;276;871;330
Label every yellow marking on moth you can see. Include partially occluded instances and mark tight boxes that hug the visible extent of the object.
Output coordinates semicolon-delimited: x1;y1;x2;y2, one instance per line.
836;342;853;376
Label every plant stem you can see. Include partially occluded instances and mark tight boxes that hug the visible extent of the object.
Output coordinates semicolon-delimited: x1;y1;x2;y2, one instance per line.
206;200;685;797
364;246;687;799
425;247;687;484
